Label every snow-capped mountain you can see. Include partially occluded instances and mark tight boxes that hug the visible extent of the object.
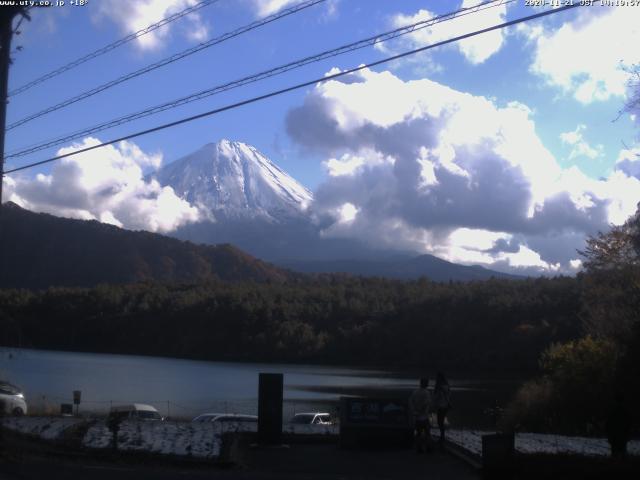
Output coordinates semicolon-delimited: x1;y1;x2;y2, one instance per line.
154;139;312;222
153;139;520;280
152;140;416;263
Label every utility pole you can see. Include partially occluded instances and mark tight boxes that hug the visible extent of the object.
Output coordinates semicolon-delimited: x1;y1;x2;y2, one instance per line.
0;6;10;438
0;6;25;205
0;7;25;295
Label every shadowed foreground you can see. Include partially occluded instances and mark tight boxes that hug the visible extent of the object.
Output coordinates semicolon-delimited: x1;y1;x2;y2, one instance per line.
0;430;478;480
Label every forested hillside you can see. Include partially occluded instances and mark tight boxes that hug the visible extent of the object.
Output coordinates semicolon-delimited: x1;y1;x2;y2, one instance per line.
0;276;582;373
0;202;296;288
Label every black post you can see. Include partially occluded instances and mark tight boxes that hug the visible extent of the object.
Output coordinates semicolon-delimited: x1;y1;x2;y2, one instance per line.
0;9;29;450
0;10;20;435
107;414;121;452
0;399;5;456
0;7;19;205
257;373;283;445
0;7;23;291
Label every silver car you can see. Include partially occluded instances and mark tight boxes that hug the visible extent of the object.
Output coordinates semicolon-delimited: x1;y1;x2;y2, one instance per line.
0;381;28;416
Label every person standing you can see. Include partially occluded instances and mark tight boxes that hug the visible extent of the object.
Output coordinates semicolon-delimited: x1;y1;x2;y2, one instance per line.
409;377;432;453
606;392;631;460
433;372;451;444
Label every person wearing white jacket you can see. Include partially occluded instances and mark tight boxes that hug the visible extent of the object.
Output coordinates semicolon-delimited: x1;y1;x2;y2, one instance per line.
409;377;432;453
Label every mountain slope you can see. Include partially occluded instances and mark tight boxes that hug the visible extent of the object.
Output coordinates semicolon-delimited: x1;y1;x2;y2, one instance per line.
0;202;295;289
154;139;312;222
280;254;521;281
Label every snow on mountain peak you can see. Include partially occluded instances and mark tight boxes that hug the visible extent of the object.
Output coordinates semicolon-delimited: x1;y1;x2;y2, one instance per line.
154;140;313;222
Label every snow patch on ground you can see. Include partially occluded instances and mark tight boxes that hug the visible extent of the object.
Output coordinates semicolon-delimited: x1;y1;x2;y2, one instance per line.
83;420;221;458
1;416;84;440
13;417;638;460
82;419;265;458
446;429;640;457
82;420;111;449
284;423;338;436
3;416;339;460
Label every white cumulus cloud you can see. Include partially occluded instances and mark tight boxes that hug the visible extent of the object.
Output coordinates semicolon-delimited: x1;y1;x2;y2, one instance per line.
249;0;338;18
615;147;640;179
252;0;303;17
286;68;640;274
95;0;210;51
527;6;640;104
559;124;603;161
380;0;509;65
3;138;200;233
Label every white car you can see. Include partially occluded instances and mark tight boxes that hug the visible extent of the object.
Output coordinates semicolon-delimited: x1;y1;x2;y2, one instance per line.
0;381;28;416
290;412;333;425
192;413;258;424
108;403;163;421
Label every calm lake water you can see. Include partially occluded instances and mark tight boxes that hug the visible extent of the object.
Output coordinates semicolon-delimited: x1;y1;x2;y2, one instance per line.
0;347;522;427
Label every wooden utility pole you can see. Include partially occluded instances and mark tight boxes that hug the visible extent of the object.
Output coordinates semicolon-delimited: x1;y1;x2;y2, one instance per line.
0;3;11;432
0;6;24;205
0;7;25;294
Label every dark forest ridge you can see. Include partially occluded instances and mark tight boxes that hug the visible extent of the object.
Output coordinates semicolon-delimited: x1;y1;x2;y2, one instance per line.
0;202;296;289
280;256;521;282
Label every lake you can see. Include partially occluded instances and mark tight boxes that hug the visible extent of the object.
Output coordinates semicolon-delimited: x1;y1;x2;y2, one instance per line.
0;347;522;428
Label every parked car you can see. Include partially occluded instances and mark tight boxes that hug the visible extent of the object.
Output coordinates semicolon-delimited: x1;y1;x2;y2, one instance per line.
0;381;28;416
192;413;258;424
290;412;333;425
108;403;163;421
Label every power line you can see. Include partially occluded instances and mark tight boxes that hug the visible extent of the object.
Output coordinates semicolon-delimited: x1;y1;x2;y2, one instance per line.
3;3;583;176
9;0;221;97
5;0;326;131
5;0;513;160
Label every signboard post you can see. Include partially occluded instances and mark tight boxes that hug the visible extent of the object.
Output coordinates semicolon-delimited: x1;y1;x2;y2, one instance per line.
73;390;81;416
258;373;283;445
0;399;5;455
339;397;413;449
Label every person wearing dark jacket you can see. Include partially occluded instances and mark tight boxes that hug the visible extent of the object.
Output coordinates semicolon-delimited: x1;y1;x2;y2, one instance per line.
606;393;631;460
433;372;451;443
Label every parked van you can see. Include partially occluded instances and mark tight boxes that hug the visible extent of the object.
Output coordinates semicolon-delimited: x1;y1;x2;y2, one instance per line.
108;403;163;421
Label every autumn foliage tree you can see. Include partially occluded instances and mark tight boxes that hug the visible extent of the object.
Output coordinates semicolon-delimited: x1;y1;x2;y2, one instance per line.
580;210;640;433
579;210;640;342
505;209;640;435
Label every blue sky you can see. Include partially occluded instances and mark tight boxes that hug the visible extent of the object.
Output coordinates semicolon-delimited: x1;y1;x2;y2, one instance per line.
3;0;640;274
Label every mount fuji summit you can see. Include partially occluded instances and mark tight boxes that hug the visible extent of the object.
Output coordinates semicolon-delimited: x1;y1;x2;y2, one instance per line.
154;139;337;261
154;139;312;223
154;139;518;280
